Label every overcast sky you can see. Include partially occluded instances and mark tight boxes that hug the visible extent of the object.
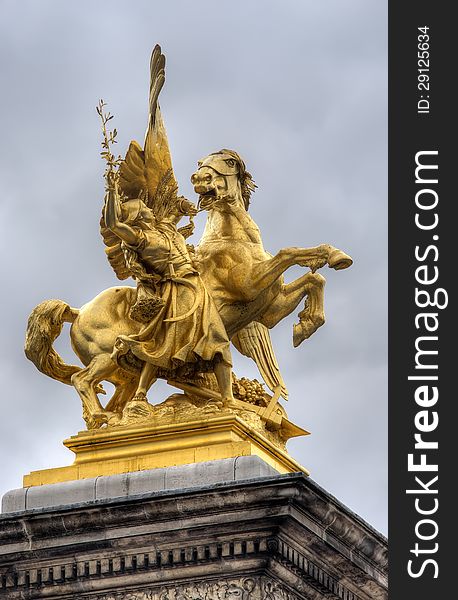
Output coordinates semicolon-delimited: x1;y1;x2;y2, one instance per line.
0;1;387;533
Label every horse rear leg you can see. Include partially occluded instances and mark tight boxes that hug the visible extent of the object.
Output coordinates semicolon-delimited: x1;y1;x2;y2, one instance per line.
259;272;326;347
71;353;118;429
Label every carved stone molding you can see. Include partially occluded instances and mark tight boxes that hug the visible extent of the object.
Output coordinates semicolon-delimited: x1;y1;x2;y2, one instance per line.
89;576;298;600
0;534;367;600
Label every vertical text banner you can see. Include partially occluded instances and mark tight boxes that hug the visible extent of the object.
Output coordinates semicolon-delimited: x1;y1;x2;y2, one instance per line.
389;2;455;598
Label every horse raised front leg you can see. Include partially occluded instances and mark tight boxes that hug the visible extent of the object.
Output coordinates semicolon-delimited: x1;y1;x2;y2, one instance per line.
231;245;324;301
259;272;326;347
71;353;119;429
294;244;353;272
236;245;351;302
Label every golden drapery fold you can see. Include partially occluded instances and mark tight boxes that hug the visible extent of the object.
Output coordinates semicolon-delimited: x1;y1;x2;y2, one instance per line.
114;272;232;375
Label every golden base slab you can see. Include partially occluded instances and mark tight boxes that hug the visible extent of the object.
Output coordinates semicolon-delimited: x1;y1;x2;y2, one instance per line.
23;415;309;487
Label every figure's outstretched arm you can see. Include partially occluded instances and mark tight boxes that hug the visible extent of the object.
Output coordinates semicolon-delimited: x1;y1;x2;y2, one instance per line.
104;180;138;246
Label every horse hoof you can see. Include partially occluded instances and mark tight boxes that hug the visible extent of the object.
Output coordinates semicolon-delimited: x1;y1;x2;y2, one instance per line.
221;398;239;410
203;399;223;413
328;248;353;270
293;316;325;347
85;412;109;430
85;419;100;430
123;398;154;419
293;323;308;347
105;412;121;426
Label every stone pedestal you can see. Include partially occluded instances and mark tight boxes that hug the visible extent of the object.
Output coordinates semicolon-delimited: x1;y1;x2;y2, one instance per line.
23;416;308;486
0;457;387;599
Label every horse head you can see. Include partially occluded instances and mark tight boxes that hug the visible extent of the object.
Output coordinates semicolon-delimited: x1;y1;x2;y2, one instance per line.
191;149;256;211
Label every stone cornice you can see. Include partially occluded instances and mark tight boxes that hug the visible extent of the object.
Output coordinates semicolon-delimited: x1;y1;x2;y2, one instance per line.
0;474;387;599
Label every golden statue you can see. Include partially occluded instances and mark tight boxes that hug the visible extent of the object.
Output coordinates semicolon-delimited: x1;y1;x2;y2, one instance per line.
23;45;352;483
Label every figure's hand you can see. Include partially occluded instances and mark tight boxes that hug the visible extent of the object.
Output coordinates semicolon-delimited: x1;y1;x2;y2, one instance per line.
178;197;198;217
104;171;126;231
105;170;118;193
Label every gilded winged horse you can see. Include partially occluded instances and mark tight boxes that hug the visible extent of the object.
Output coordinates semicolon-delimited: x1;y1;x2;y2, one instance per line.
24;46;352;429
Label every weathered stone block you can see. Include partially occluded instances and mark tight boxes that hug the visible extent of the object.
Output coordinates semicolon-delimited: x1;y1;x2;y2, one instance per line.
2;456;278;513
26;478;96;510
0;489;26;513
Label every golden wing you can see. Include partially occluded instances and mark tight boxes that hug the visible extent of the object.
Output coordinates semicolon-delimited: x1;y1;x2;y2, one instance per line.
101;44;178;280
118;140;148;200
117;44;174;202
143;45;180;219
232;322;288;401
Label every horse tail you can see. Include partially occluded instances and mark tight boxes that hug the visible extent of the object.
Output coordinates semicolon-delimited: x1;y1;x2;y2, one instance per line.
24;299;81;385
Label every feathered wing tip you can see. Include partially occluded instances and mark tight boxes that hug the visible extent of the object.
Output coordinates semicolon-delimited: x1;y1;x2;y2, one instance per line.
143;45;177;205
232;322;288;401
148;44;166;128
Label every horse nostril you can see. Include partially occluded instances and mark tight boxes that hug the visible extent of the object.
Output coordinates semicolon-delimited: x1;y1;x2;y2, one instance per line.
191;174;198;184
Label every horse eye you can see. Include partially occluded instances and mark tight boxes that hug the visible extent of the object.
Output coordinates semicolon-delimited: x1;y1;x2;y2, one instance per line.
225;159;235;167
